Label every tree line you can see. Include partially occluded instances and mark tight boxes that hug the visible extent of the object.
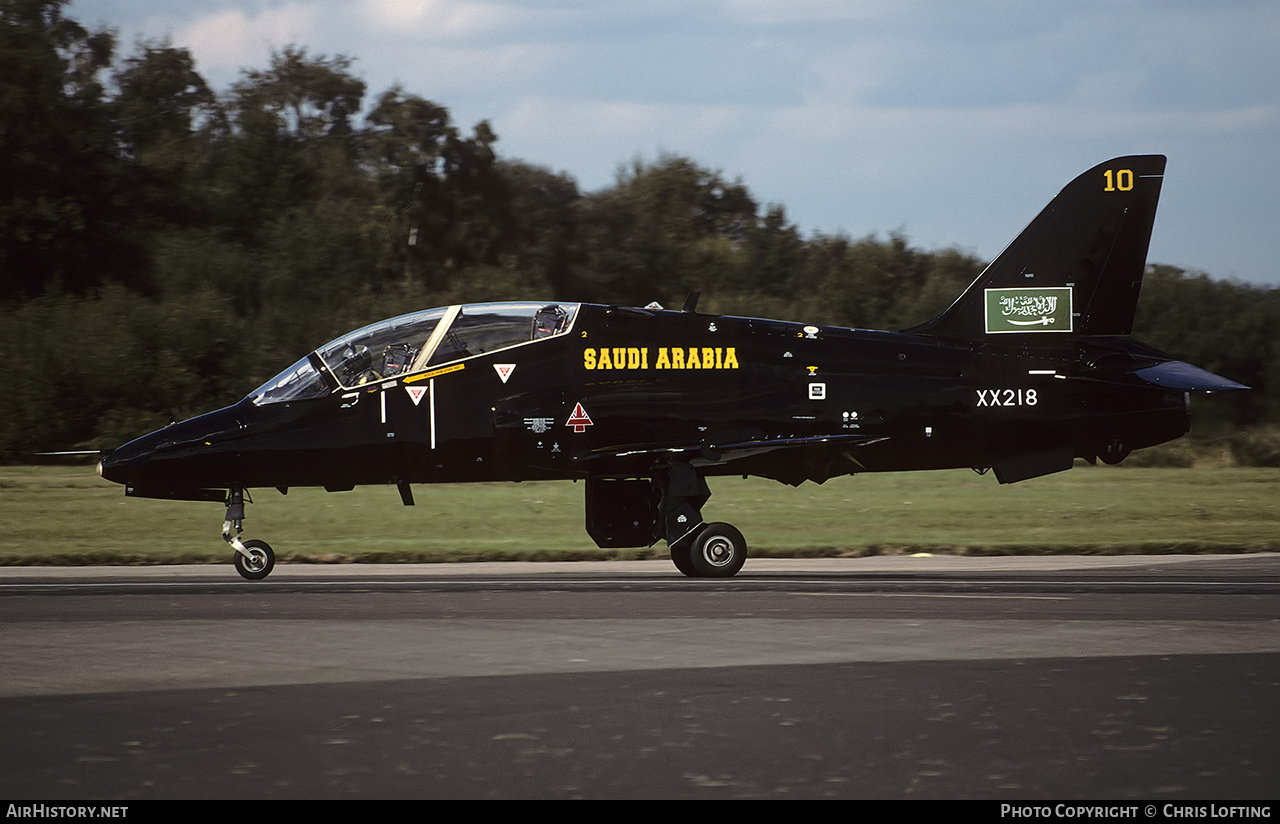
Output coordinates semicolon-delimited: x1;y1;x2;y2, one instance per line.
1;0;1276;460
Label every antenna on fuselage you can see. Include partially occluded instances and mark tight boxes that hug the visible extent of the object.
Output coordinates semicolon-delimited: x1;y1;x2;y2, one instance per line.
681;291;701;313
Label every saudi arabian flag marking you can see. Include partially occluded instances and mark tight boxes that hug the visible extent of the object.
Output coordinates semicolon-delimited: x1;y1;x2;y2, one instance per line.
985;287;1073;334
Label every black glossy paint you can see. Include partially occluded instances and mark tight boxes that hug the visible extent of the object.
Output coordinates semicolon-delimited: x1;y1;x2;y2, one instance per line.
97;156;1247;574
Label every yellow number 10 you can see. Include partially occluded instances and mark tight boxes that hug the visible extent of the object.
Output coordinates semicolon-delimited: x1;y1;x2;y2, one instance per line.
1103;169;1134;192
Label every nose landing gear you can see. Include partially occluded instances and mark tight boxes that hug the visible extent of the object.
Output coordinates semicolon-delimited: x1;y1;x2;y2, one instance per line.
223;488;276;580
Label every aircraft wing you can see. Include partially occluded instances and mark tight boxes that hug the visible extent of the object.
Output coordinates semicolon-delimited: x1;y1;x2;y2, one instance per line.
577;433;890;468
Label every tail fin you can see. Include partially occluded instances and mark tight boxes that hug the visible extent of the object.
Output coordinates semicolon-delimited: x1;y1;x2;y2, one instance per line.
905;155;1166;340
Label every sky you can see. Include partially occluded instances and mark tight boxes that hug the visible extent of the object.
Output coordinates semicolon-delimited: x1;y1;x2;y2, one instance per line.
68;0;1280;286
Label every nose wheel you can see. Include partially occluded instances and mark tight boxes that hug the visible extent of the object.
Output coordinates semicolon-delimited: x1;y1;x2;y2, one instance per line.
233;539;276;581
223;488;277;580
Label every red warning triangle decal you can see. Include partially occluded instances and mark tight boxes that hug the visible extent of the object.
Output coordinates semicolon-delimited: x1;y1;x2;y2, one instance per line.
566;402;593;433
405;386;427;406
494;363;515;383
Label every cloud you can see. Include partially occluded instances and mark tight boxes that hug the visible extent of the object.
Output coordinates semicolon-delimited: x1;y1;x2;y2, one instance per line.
498;97;750;185
721;0;902;24
171;3;321;77
358;0;512;35
64;0;1280;282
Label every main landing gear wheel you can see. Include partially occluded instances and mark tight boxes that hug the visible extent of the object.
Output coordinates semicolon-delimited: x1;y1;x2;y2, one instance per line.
689;522;747;578
670;542;697;577
234;539;275;581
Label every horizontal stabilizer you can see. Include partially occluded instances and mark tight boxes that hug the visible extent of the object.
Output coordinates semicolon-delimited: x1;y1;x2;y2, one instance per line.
1133;361;1249;392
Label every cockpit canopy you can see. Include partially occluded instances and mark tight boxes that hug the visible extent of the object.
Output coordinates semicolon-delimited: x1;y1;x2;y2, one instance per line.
249;302;579;405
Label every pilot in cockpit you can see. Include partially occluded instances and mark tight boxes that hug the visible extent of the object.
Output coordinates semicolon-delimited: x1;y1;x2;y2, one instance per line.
380;343;416;378
533;305;569;339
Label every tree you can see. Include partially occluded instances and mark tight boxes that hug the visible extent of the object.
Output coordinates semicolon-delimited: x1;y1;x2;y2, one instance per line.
113;40;213;160
207;48;368;244
111;41;216;230
0;0;146;297
366;89;510;289
231;46;364;142
736;205;804;297
575;156;758;305
496;161;581;298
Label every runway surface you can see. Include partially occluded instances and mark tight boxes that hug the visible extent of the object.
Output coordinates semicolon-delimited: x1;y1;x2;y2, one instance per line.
1;555;1277;799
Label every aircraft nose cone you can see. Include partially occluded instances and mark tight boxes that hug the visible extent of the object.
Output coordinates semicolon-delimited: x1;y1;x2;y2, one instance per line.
95;405;251;491
96;444;143;485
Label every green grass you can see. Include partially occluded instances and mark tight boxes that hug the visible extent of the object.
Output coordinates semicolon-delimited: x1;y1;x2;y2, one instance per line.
0;463;1277;565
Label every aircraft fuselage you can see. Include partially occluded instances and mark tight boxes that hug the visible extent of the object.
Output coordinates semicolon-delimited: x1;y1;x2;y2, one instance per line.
100;302;1189;498
95;156;1247;579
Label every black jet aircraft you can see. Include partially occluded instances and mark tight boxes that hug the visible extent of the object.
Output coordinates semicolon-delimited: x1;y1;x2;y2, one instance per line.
98;155;1247;579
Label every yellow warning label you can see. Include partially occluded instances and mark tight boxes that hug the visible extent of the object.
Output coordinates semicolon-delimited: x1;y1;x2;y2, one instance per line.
403;363;465;383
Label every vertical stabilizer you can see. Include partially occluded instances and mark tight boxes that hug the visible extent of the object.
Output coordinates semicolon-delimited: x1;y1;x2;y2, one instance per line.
905;155;1166;340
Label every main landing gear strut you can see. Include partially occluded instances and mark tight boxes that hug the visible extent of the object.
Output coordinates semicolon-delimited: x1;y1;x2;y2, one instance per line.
584;464;749;577
660;463;748;578
223;488;276;581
